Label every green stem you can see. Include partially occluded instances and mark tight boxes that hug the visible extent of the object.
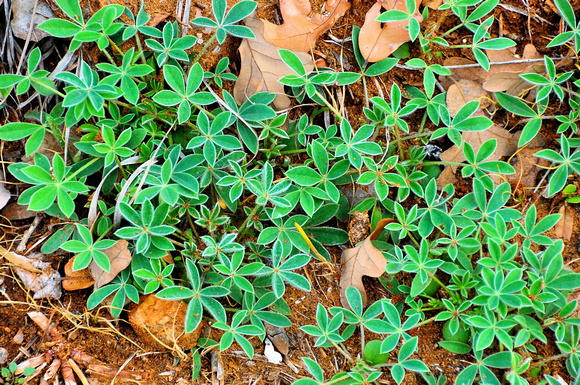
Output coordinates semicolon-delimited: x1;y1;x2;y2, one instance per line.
422;160;466;167
408;232;420;248
238;204;262;239
314;89;343;121
413;315;437;328
392;125;404;160
441;23;465;38
427;271;452;296
192;33;217;65
64;158;99;182
135;35;148;65
331;340;354;362
529;353;570;368
280;149;308;155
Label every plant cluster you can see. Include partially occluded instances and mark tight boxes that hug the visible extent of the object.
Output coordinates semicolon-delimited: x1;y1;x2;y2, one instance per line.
0;0;579;383
0;363;34;385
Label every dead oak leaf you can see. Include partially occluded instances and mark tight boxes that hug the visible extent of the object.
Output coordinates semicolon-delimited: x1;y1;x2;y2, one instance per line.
234;14;314;110
262;0;350;52
358;0;423;63
89;240;132;290
340;218;394;308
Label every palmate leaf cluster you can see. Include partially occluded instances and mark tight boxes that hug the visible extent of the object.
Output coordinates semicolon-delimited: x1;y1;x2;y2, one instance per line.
0;0;579;383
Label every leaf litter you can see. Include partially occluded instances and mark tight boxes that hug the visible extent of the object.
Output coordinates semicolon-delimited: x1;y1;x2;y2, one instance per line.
234;13;314;110
440;44;544;97
554;204;574;241
358;0;423;63
340;218;394;308
262;0;350;52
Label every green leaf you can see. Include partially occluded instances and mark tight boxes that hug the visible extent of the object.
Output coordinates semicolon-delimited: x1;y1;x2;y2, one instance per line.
279;50;307;76
439;340;471;354
38;19;82;38
0;123;43;141
495;92;537;118
286;166;323;186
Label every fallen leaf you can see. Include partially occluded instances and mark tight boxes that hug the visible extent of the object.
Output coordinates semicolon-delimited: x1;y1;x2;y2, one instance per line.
148;12;171;27
358;0;423;63
437;118;517;188
555;205;574;241
506;147;550;188
10;252;61;299
262;0;350;52
63;258;95;291
0;202;37;220
89;240;132;290
11;0;54;41
422;0;442;9
0;172;10;211
340;218;394;308
234;14;314;110
445;79;491;117
440;44;544;97
0;245;42;273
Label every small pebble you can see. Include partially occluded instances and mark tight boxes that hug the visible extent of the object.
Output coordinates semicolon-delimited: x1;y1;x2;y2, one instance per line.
13;329;24;344
0;347;8;364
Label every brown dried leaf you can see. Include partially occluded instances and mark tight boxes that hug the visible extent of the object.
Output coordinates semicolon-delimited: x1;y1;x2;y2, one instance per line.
555;205;574;241
0;202;37;220
358;0;423;63
445;79;491;117
340;218;393;308
437;119;517;188
506;147;550;188
441;44;544;97
262;0;350;52
234;14;314;110
89;240;132;290
422;0;442;9
63;258;94;291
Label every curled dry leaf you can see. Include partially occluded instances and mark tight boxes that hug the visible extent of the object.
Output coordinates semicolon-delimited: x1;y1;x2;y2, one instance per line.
1;202;37;220
262;0;350;52
63;258;95;291
358;0;423;63
234;14;314;110
555;205;575;241
340;218;395;308
89;240;132;290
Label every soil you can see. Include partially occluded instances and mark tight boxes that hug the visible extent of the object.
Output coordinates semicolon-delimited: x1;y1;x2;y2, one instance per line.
1;0;580;383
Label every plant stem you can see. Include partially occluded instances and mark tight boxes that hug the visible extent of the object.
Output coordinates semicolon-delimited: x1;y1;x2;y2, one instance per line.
238;204;262;239
413;315;437;328
331;340;354;362
530;353;570;368
192;33;217;65
422;160;465;167
315;89;343;121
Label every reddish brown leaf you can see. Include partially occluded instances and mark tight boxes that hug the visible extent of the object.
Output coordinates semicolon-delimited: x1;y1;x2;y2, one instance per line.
89;240;132;290
555;205;574;241
358;0;423;63
262;0;350;52
63;258;95;291
234;14;314;110
340;218;394;308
